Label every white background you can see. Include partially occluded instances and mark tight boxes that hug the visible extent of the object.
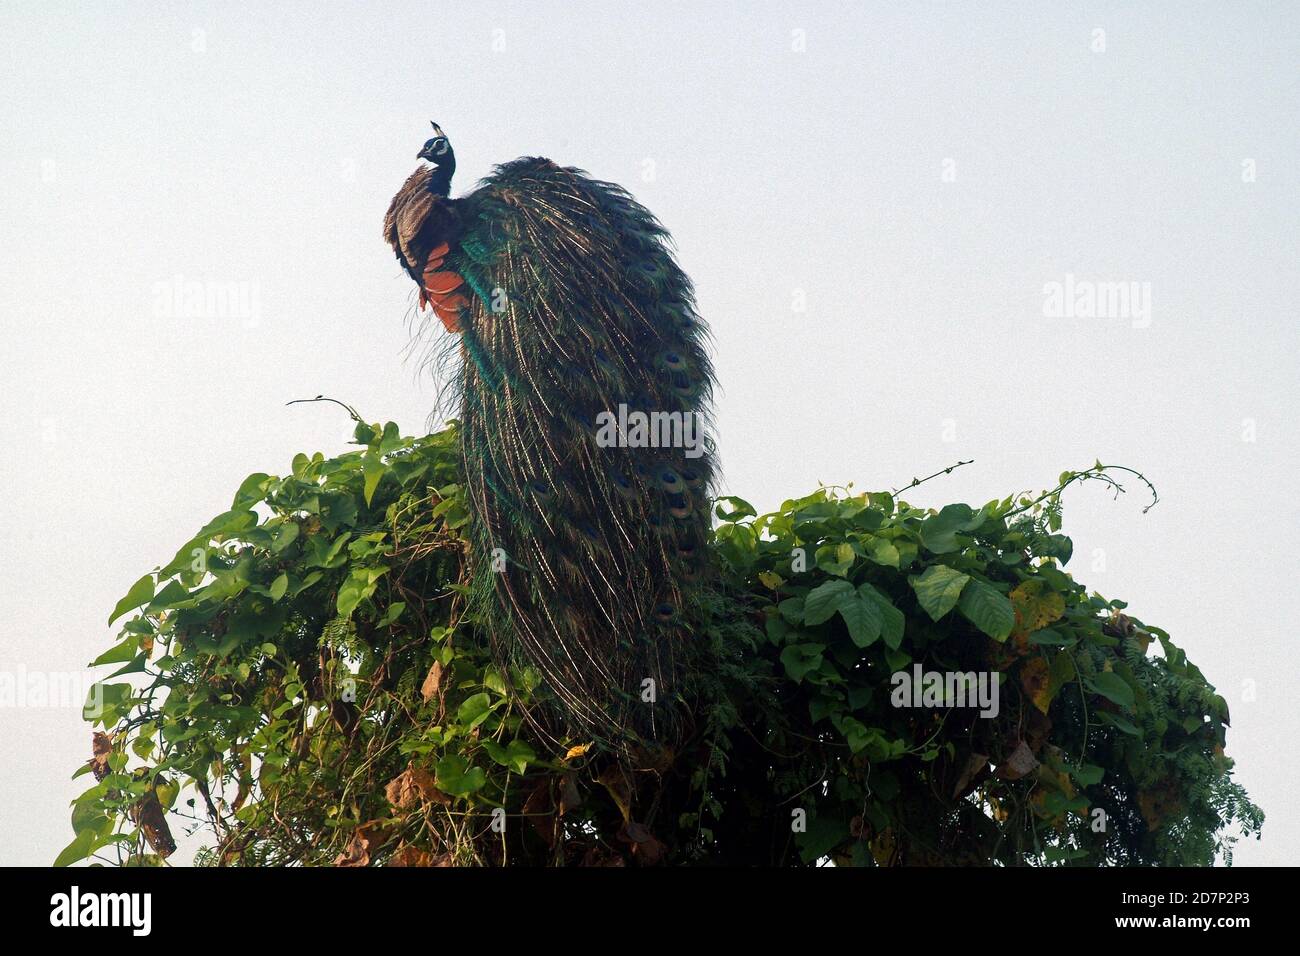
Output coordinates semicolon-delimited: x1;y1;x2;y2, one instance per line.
1;1;1295;865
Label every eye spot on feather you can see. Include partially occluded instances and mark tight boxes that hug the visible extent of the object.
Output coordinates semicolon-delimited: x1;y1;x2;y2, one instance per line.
658;350;688;372
609;470;639;499
657;468;685;494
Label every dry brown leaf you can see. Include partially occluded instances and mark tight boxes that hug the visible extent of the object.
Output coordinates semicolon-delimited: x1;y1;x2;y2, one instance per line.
420;660;444;703
997;740;1040;781
617;820;667;865
128;789;176;858
88;732;112;781
385;765;452;809
332;822;385;867
387;844;433;867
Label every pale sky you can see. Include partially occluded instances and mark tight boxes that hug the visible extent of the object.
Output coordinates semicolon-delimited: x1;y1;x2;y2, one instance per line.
1;1;1296;865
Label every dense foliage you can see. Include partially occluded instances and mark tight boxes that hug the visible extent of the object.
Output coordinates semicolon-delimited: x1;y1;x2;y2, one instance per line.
64;418;1262;866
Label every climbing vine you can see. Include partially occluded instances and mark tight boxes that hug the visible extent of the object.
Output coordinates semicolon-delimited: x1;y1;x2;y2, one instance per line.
62;418;1261;866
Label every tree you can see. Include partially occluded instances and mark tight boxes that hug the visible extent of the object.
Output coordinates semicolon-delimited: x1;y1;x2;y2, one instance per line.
63;417;1262;866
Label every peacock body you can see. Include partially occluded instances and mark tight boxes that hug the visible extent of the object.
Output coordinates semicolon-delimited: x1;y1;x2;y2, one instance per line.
385;126;716;748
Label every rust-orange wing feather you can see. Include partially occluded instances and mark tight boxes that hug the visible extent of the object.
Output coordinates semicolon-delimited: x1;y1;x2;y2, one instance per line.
384;168;465;331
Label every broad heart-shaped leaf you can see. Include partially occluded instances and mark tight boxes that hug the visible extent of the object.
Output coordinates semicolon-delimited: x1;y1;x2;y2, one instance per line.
858;583;905;650
803;580;855;626
780;643;825;682
1070;763;1106;786
839;593;882;648
816;542;855;577
795;813;849;863
362;452;386;507
434;755;487;796
1086;671;1135;710
957;578;1016;642
91;635;138;667
456;692;495;729
714;496;757;521
482;738;536;775
53;829;96;867
909;565;970;622
919;503;978;554
107;573;155;626
865;536;901;568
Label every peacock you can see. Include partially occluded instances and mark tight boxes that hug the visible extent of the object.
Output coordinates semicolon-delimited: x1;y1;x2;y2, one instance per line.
384;123;717;750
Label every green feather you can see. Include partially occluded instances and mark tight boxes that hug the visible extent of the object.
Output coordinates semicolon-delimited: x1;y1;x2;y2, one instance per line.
446;158;717;747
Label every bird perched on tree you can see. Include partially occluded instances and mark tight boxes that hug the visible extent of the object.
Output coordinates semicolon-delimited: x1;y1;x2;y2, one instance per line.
384;123;716;750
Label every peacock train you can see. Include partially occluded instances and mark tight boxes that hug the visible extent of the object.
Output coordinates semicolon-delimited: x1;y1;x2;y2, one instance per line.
384;123;716;750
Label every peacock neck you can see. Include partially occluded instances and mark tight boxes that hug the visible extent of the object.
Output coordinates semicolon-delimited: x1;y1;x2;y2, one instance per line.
428;162;455;197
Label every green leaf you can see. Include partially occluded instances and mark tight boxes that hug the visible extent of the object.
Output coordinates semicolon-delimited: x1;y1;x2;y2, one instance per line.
271;522;300;554
714;496;757;521
836;715;880;755
1096;711;1140;736
858;583;905;650
957;578;1015;642
377;602;406;627
482;738;536;775
795;814;849;863
780;643;825;683
864;537;901;568
457;692;495;729
268;573;288;602
91;636;138;667
107;574;155;626
1086;671;1135;709
803;580;854;626
53;829;96;867
434;755;487;796
839;594;882;648
1070;763;1105;786
909;565;970;622
815;542;855;577
362;453;386;507
919;503;977;554
145;579;192;614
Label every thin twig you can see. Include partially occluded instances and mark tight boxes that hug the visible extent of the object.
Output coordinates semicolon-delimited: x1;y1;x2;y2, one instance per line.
892;459;975;497
285;395;365;424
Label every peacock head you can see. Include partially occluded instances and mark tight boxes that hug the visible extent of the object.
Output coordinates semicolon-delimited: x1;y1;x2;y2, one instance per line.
417;121;456;190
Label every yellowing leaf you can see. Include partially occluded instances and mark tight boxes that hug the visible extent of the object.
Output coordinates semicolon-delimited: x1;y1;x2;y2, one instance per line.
564;743;593;761
1009;580;1066;637
1021;657;1053;714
